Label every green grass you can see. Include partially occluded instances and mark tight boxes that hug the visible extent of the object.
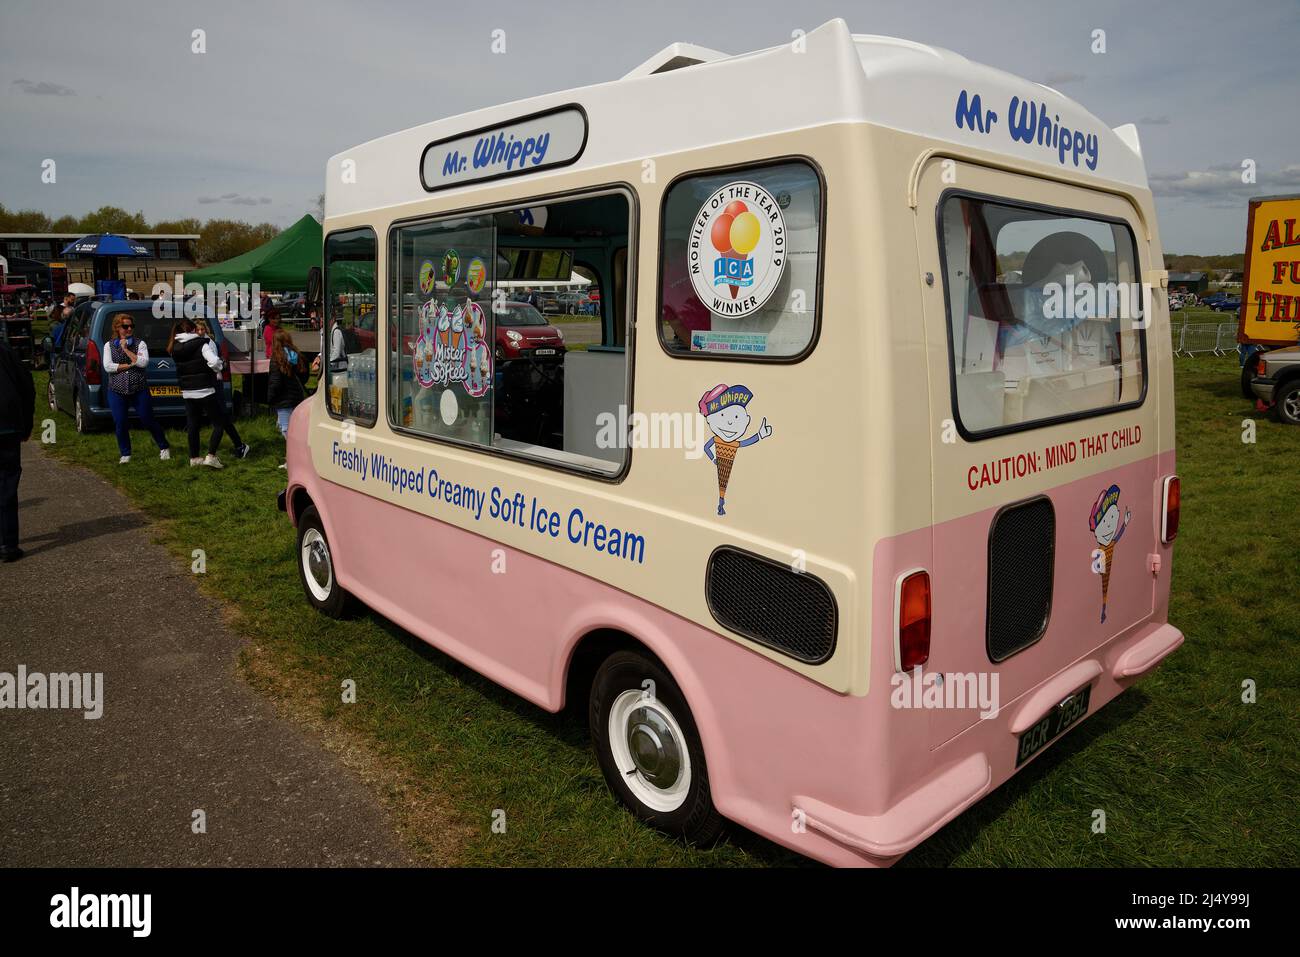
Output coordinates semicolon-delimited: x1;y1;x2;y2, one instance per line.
29;357;1299;867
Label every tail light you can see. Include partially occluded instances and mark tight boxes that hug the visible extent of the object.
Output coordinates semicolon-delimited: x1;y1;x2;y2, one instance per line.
220;339;231;382
896;570;932;671
1255;357;1267;377
84;339;101;385
1161;476;1180;544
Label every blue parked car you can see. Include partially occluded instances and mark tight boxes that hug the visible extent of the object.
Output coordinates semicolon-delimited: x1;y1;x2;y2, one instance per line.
46;299;234;434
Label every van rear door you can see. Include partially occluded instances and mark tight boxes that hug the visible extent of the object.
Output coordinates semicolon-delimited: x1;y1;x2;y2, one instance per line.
911;159;1161;749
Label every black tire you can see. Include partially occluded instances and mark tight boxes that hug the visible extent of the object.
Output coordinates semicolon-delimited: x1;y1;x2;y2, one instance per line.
1241;355;1262;399
589;649;724;845
73;392;94;434
295;505;353;617
1273;379;1300;426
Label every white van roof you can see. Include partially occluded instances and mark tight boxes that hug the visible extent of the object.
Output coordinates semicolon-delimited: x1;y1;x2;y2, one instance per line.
326;18;1148;219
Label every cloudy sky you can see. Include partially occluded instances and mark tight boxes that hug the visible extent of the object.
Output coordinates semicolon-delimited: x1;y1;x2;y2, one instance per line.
1;0;1296;253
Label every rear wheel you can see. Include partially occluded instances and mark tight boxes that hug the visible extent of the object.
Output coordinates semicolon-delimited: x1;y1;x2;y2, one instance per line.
590;650;724;845
296;505;352;617
73;392;92;434
1273;380;1300;425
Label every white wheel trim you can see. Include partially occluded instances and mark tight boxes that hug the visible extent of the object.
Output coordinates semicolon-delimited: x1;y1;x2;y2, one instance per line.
300;527;334;602
608;688;692;813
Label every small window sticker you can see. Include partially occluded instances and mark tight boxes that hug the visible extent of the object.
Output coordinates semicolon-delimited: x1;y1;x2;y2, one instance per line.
419;259;437;296
689;182;787;319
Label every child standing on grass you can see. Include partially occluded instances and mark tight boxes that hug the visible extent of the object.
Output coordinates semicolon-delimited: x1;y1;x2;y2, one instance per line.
267;328;312;469
167;318;249;470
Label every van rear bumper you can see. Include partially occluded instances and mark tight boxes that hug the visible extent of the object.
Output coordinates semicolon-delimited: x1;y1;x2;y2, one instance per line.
792;621;1183;864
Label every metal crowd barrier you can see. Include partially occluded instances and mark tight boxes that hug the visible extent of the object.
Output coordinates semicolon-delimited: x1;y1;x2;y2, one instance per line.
1173;321;1236;357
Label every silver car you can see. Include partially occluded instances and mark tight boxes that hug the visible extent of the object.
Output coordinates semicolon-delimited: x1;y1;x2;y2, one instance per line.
1251;345;1300;425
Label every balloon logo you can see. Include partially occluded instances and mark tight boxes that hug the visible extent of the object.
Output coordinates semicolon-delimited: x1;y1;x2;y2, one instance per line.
709;200;764;300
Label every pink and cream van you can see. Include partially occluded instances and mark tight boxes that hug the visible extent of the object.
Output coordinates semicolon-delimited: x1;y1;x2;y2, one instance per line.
280;19;1183;866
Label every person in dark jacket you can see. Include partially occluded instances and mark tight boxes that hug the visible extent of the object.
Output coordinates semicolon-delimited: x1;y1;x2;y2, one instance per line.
167;319;248;469
267;328;313;469
0;340;35;561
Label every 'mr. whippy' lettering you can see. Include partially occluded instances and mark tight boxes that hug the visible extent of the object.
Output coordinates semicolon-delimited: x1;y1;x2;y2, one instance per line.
442;130;550;177
955;89;1100;171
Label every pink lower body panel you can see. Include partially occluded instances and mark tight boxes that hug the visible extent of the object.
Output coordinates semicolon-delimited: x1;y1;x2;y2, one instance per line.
285;440;1182;867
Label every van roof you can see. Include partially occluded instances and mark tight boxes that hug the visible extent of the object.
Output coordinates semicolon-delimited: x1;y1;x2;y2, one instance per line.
326;17;1148;219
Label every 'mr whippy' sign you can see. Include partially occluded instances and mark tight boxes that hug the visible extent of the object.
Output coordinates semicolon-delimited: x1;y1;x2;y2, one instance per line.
689;181;787;317
421;106;587;192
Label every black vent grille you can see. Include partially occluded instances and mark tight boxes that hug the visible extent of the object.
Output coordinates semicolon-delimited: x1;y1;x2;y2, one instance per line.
705;547;837;664
986;496;1056;662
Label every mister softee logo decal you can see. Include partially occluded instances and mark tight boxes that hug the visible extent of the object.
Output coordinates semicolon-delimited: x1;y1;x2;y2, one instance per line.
689;182;787;318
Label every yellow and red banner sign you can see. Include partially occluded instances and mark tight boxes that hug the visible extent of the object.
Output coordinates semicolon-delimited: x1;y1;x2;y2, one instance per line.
1240;195;1300;345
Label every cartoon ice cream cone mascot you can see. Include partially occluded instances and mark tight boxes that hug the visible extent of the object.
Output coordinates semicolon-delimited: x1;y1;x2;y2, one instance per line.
1089;484;1131;624
699;384;773;516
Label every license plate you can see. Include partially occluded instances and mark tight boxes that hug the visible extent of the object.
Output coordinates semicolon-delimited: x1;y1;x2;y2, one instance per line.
1015;684;1092;767
150;386;181;397
534;348;556;356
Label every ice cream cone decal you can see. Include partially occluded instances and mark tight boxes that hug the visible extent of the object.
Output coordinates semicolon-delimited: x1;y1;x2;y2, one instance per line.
437;306;451;349
699;383;773;517
1089;484;1131;624
451;307;464;350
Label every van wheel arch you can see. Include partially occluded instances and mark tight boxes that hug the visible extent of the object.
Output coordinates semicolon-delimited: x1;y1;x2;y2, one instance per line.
289;487;314;527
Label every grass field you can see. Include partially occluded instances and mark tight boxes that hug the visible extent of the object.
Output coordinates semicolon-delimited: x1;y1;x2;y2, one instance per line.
26;351;1300;867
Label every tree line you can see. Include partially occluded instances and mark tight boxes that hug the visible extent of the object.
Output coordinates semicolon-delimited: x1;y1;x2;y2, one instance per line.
0;204;282;266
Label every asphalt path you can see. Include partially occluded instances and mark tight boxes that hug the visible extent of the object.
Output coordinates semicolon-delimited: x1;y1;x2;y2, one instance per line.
0;445;409;866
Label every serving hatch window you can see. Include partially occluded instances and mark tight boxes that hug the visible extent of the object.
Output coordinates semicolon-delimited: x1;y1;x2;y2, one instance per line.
388;188;632;476
939;195;1146;436
659;160;822;358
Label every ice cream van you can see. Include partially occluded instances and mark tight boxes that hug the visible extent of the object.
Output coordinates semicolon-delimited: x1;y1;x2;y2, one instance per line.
279;18;1183;866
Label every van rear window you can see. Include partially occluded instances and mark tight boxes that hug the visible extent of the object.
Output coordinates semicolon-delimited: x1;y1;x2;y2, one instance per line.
105;313;177;357
938;195;1146;436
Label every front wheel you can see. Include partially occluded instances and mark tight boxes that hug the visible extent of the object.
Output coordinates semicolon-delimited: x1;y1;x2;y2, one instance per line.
1273;380;1300;426
590;650;724;845
296;505;353;617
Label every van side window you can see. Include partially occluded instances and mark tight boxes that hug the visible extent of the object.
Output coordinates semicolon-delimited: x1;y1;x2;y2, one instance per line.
388;189;632;476
324;228;378;426
659;160;822;359
938;195;1146;436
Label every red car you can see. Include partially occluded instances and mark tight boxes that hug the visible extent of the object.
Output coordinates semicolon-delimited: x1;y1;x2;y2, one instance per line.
495;301;565;362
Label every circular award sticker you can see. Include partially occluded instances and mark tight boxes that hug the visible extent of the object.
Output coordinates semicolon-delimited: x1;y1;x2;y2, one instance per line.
689;182;786;317
418;259;436;296
466;257;486;294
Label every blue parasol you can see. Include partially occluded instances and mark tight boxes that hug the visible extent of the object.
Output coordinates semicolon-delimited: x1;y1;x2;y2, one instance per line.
60;234;152;258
